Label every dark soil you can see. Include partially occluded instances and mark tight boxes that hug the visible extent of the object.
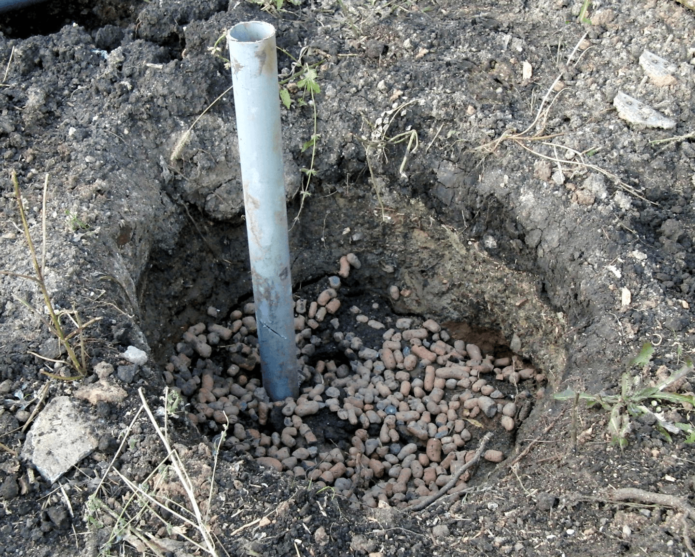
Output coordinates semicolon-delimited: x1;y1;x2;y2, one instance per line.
1;0;695;555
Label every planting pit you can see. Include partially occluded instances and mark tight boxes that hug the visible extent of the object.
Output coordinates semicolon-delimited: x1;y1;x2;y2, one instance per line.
137;190;566;507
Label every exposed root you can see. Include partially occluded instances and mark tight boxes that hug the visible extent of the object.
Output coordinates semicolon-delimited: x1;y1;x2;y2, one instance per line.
611;487;695;555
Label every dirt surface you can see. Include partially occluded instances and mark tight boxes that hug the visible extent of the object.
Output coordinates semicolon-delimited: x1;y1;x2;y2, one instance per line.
1;0;695;555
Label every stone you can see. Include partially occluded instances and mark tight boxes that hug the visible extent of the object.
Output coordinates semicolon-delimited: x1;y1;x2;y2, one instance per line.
477;396;497;418
256;457;283;472
117;364;137;383
432;524;450;537
350;534;376;554
314;526;329;545
501;416;515;431
346;253;362;269
388;285;400;301
94;362;114;380
338;256;350;278
295;401;320;417
483;449;504;463
639;50;677;87
122;345;147;366
0;475;19;500
613;91;676;129
21;396;99;483
46;505;70;529
426;439;442;462
536;492;558;511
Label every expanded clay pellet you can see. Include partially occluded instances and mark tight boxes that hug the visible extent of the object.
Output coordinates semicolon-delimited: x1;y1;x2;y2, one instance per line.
165;252;544;509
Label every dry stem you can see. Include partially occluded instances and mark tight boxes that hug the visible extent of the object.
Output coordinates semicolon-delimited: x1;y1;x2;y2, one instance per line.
410;432;493;511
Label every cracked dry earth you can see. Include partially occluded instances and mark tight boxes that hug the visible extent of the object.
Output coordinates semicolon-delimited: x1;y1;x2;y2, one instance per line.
1;0;695;556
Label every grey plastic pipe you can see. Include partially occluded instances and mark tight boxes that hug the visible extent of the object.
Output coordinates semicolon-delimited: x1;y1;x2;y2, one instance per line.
0;0;45;12
227;21;299;401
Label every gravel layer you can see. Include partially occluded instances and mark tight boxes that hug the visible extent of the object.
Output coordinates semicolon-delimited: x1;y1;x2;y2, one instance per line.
165;253;544;508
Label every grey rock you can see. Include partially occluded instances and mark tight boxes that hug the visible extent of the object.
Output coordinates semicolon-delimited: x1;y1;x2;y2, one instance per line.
0;475;18;500
21;396;99;483
46;505;70;529
613;91;676;129
536;492;558;511
117;364;137;383
0;379;13;395
432;524;450;537
350;534;377;554
477;396;497;418
122;345;148;366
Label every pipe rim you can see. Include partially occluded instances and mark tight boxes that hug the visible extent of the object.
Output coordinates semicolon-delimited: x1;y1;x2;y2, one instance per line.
228;21;276;44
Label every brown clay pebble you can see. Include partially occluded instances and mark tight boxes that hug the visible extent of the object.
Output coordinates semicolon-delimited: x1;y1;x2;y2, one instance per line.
326;299;341;314
484;450;504;463
256;457;283;472
501;416;516;431
338;256;350;278
346;253;362;269
426;439;442;462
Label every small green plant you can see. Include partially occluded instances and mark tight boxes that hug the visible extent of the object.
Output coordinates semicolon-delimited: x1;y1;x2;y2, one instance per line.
65;209;89;232
281;59;322;228
247;0;301;14
555;343;695;448
578;0;592;24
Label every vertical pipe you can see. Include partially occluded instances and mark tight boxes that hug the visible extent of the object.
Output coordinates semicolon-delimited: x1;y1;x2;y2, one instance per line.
227;21;298;401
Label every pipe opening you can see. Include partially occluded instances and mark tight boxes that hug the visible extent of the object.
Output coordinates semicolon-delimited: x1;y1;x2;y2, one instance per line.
228;21;276;44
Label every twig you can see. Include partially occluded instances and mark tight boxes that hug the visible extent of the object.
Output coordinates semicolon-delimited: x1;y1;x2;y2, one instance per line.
611;488;695;521
1;46;14;85
170;85;234;162
138;388;218;556
566;32;588;66
0;441;17;455
21;382;50;433
507;408;566;468
410;432;493;511
426;122;445;153
10;171;86;376
41;174;48;275
611;487;695;555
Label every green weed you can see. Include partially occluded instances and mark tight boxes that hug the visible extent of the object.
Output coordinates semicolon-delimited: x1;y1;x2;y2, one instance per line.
65;210;89;232
578;0;592;24
555;343;695;448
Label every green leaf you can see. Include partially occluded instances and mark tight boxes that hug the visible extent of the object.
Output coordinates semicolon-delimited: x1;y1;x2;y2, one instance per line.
301;168;316;177
673;423;695;444
553;388;578;401
608;405;629;448
298;67;321;95
650;392;695;406
621;372;632;398
301;134;320;152
655;424;673;443
280;88;292;109
629;342;654;367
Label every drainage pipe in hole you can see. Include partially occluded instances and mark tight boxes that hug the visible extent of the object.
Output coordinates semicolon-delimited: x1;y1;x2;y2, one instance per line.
227;21;299;401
